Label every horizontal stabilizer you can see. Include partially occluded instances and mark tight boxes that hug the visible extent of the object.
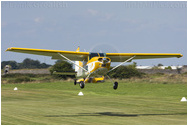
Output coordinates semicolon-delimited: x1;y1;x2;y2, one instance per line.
52;71;76;75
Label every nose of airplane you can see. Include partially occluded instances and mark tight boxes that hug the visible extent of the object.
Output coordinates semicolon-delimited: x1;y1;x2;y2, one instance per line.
97;57;110;64
102;58;108;64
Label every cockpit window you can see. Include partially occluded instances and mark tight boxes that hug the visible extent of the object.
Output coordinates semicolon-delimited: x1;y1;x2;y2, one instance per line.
99;53;106;57
98;58;103;62
89;52;106;60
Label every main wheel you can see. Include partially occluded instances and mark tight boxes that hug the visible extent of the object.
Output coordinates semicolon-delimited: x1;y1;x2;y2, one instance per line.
80;81;85;89
74;79;77;85
113;81;118;90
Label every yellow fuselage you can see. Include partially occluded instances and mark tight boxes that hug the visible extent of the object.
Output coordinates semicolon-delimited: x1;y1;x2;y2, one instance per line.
87;57;111;72
76;56;111;78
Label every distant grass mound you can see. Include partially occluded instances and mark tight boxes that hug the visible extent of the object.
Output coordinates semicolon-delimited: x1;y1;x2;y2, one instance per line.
1;73;186;84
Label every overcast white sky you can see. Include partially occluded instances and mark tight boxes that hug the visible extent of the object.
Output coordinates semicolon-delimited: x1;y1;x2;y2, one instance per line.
1;1;187;66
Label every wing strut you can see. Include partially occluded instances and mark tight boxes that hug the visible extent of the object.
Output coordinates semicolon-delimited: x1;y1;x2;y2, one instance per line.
107;55;136;73
84;72;92;83
57;53;88;72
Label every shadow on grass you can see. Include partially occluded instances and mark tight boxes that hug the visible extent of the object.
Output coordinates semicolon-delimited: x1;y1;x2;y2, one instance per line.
45;112;187;117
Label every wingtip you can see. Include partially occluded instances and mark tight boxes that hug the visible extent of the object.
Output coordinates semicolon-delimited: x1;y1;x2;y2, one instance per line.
6;47;17;52
6;47;12;52
178;54;183;58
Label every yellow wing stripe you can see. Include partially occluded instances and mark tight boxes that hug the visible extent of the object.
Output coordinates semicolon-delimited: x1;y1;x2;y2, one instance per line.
6;47;89;55
106;53;183;58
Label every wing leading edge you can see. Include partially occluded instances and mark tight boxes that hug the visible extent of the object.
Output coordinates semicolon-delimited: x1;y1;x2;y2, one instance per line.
106;53;183;62
6;47;89;61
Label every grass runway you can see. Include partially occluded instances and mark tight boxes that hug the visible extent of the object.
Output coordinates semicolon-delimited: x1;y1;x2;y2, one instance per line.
1;81;187;125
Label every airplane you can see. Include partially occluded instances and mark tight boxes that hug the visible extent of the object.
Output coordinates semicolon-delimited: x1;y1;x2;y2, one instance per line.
6;47;183;90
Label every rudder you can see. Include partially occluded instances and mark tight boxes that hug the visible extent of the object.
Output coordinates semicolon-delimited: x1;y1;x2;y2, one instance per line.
75;46;83;72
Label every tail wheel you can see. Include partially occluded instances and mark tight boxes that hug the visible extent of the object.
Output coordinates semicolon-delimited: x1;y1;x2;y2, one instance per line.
113;81;118;90
74;79;77;85
80;81;85;89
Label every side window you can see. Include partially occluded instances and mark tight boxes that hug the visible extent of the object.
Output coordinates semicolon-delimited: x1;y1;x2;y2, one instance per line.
89;53;99;59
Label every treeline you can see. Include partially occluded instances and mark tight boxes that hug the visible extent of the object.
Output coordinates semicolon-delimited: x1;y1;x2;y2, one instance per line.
1;58;51;69
2;58;143;79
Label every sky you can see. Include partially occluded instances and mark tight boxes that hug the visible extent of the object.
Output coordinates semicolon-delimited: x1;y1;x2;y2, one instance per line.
1;1;187;66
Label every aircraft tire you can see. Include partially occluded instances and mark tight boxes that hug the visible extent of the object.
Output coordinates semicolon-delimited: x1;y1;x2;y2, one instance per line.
80;81;85;89
113;82;118;90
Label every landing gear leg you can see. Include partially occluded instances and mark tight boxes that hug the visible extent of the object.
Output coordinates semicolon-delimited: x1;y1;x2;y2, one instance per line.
106;75;118;90
74;79;77;85
79;72;91;89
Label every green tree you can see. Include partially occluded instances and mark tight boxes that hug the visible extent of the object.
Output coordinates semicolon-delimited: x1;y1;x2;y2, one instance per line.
49;60;75;79
40;63;51;68
18;58;51;69
1;61;18;69
158;63;163;67
19;58;41;69
50;60;74;73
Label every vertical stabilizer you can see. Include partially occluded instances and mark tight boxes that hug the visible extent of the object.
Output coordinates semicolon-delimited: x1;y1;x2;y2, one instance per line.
75;47;82;72
76;46;80;52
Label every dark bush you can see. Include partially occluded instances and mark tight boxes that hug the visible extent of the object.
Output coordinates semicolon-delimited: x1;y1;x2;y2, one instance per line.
49;60;75;79
108;63;143;79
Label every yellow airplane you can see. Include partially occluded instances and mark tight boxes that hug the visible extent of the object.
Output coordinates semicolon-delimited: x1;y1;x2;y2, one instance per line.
6;47;183;90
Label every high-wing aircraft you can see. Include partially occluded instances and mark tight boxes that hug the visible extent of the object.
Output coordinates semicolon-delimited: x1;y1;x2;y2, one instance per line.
6;47;183;90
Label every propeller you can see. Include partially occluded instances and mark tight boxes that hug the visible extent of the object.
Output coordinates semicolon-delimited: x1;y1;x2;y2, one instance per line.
89;43;120;53
89;43;122;63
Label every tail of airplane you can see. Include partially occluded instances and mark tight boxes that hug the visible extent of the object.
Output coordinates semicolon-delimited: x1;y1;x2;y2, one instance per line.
75;46;83;72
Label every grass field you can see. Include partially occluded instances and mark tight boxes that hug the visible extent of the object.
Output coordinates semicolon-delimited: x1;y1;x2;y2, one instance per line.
1;81;187;125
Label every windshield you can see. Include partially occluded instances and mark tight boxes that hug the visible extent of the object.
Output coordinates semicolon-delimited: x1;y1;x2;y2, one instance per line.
89;52;106;60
